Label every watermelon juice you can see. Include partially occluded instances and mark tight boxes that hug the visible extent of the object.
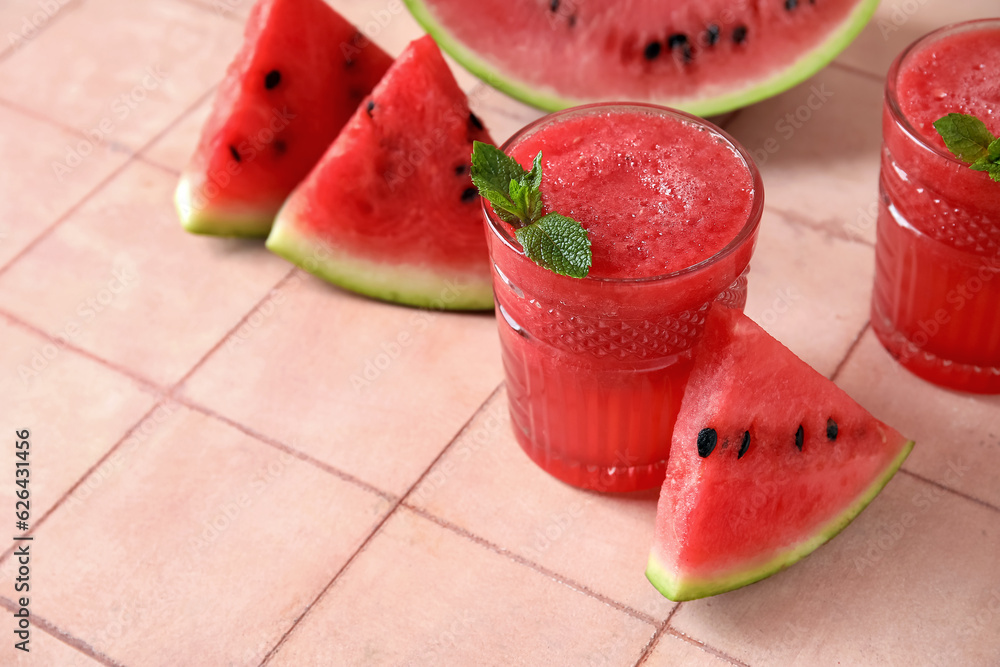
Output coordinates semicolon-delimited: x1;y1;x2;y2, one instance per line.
872;20;1000;393
484;104;763;492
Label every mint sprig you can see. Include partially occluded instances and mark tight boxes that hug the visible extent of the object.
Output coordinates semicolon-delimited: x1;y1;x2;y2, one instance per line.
471;141;591;278
933;113;1000;183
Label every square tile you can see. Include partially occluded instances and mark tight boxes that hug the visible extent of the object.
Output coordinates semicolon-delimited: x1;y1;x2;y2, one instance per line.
0;0;243;151
0;105;130;269
836;0;1000;78
745;210;875;377
180;273;504;495
726;67;883;245
835;331;1000;509
268;507;655;666
409;388;676;621
0;404;392;666
643;633;734;667
0;160;291;387
1;315;157;531
670;474;1000;666
6;626;104;667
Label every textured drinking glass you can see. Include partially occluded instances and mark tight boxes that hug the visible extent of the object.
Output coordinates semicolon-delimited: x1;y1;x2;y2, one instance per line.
484;103;763;493
872;20;1000;394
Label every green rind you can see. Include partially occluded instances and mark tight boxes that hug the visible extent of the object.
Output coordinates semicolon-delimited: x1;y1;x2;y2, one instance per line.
404;0;879;116
645;439;915;601
266;214;495;311
174;175;273;238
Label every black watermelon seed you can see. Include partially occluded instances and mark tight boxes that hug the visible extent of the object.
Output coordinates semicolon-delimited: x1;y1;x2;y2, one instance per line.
643;41;662;60
229;145;241;162
827;418;839;441
785;0;799;9
697;428;718;458
568;14;577;28
705;24;720;46
738;431;750;459
264;70;281;89
366;100;375;116
733;26;748;44
273;139;286;155
469;112;484;130
455;164;468;176
549;0;559;11
795;424;804;451
461;187;478;203
667;33;688;48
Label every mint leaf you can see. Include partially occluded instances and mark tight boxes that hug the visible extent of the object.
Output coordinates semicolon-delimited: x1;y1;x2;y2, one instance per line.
933;113;995;163
471;141;592;278
989;137;1000;162
514;213;592;278
471;141;524;203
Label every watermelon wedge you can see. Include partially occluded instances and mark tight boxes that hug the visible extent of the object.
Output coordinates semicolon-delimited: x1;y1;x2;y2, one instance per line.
647;306;913;601
266;36;495;310
404;0;878;116
175;0;392;237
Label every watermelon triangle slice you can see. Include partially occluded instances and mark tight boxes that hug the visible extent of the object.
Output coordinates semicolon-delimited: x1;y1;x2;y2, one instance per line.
175;0;392;237
647;306;913;601
266;36;495;310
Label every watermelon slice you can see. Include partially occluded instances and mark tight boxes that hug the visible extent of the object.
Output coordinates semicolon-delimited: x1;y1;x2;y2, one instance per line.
404;0;878;115
266;36;494;310
175;0;392;237
647;306;913;601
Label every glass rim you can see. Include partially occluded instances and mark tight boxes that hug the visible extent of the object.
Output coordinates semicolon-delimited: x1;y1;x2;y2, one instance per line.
884;18;1000;167
482;101;764;284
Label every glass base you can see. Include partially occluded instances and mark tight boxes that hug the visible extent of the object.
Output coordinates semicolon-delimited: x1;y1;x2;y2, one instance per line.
872;309;1000;394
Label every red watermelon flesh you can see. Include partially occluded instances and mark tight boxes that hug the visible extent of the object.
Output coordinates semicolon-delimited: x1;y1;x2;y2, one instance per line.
175;0;392;237
266;36;495;310
647;306;913;601
405;0;878;115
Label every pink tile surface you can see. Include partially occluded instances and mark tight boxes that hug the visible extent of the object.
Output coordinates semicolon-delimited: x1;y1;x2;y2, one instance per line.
0;0;997;664
179;273;504;496
0;0;243;151
267;507;656;666
0;404;392;666
0;315;158;532
0;160;291;387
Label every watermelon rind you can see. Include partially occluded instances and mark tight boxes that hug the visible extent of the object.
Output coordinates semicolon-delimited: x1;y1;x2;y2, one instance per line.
174;175;273;238
403;0;879;116
266;216;495;310
645;437;914;602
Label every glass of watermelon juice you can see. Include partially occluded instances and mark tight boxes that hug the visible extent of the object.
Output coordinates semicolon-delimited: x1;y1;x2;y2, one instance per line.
872;20;1000;394
484;103;763;492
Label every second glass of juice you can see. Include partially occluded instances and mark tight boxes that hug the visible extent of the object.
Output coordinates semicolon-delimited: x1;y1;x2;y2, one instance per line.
484;103;763;493
872;19;1000;393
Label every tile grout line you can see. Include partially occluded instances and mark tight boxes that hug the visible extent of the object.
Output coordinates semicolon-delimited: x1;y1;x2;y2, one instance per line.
0;309;165;394
257;382;507;666
899;468;1000;514
136;153;182;176
633;597;684;666
0;83;220;279
0;0;89;65
766;204;876;248
0;596;126;667
830;320;870;381
404;504;660;627
664;628;752;667
179;398;396;502
830;59;886;84
172;0;248;24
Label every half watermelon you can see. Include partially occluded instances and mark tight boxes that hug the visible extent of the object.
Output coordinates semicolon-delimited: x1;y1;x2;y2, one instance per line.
175;0;392;237
647;306;913;601
266;36;495;310
405;0;878;116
